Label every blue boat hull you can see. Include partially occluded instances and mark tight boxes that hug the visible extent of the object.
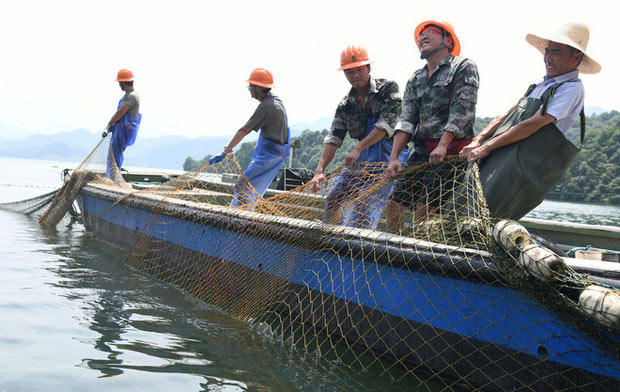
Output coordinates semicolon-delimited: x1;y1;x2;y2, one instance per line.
78;184;620;391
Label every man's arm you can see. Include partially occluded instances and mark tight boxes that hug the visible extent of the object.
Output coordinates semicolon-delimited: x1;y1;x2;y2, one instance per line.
223;126;252;154
344;128;387;166
345;80;400;165
386;131;411;178
429;130;455;164
107;103;132;128
373;80;401;138
431;59;479;163
310;143;339;192
462;109;555;162
459;101;519;161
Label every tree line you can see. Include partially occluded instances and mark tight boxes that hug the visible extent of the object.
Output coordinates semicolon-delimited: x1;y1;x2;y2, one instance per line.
184;111;620;205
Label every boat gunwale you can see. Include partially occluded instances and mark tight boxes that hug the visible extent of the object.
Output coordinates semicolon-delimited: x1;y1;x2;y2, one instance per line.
81;183;508;284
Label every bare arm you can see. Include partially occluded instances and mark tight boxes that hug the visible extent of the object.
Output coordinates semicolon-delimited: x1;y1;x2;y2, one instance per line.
107;103;132;128
460;101;518;161
477;102;519;144
344;127;387;166
462;109;556;162
223;127;252;154
310;143;339;192
485;110;556;150
386;131;411;178
428;130;455;164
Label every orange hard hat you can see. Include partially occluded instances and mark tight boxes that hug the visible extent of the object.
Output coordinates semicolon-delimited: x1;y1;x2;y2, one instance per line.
338;45;372;71
246;68;275;88
116;69;134;82
414;20;461;56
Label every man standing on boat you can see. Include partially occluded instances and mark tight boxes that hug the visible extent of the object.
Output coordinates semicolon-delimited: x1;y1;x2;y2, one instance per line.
460;23;600;220
104;69;142;175
309;45;407;229
212;68;290;207
386;21;479;231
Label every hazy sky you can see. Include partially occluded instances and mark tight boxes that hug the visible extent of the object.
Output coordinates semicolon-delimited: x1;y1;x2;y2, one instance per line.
0;0;617;139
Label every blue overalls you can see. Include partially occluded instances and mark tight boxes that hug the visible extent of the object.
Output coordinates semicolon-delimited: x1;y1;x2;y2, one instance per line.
325;117;408;229
230;101;290;207
107;99;142;177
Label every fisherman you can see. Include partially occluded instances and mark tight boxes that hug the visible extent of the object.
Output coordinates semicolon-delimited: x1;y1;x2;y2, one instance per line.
386;21;479;231
210;68;290;207
103;68;142;174
460;22;600;220
309;45;406;229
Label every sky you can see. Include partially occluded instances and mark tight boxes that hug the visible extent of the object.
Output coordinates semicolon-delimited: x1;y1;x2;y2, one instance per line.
0;0;618;140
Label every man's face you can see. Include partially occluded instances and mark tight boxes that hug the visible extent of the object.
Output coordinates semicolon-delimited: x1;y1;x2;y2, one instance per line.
118;82;125;91
417;26;444;57
344;65;370;90
544;41;582;78
248;84;258;99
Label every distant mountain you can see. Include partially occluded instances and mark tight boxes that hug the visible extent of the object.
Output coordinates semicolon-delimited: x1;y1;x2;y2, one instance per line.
0;129;96;162
0;119;336;170
0;121;30;140
125;134;233;169
0;128;251;170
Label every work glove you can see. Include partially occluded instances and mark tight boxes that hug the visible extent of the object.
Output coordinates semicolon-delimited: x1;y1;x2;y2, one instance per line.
102;125;112;138
209;153;227;165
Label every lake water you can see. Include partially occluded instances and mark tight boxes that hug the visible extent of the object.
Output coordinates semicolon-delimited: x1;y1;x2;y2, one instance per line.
0;156;618;391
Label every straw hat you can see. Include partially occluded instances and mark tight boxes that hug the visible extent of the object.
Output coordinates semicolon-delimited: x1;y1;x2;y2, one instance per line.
526;22;601;74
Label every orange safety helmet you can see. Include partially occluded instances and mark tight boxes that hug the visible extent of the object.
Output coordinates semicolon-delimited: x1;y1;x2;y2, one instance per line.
246;68;275;88
116;69;134;82
338;45;372;71
414;20;461;56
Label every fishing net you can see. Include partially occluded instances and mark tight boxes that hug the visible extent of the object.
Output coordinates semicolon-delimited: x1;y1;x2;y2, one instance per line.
8;136;620;391
0;136;124;220
0;189;59;215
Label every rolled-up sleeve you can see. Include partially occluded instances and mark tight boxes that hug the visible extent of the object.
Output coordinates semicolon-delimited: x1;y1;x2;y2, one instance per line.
444;60;479;139
324;104;347;147
395;77;419;135
375;81;401;138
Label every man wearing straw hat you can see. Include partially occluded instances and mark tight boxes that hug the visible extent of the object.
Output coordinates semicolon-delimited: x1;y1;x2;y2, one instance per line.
309;45;406;229
460;22;601;220
386;21;479;230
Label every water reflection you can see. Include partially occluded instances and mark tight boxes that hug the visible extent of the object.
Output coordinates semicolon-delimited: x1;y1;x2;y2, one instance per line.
44;225;429;391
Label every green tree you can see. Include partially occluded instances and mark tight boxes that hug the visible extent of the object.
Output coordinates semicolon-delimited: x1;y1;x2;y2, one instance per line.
183;111;620;205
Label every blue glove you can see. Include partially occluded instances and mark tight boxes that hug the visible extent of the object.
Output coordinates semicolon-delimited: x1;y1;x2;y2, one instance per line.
209;153;226;165
102;125;113;138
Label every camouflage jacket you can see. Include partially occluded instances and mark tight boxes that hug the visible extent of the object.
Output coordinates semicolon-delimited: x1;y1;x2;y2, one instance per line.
324;77;401;147
395;54;479;148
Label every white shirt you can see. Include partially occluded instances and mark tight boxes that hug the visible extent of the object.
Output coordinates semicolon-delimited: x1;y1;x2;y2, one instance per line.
528;70;584;141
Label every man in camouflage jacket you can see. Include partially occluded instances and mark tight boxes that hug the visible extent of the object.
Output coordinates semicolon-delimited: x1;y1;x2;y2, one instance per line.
386;20;479;230
310;45;405;229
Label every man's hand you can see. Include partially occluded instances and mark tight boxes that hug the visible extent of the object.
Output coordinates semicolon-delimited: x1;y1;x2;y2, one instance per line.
429;144;448;164
386;159;403;179
459;140;485;163
102;124;113;138
309;173;327;192
462;144;490;163
344;148;361;166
